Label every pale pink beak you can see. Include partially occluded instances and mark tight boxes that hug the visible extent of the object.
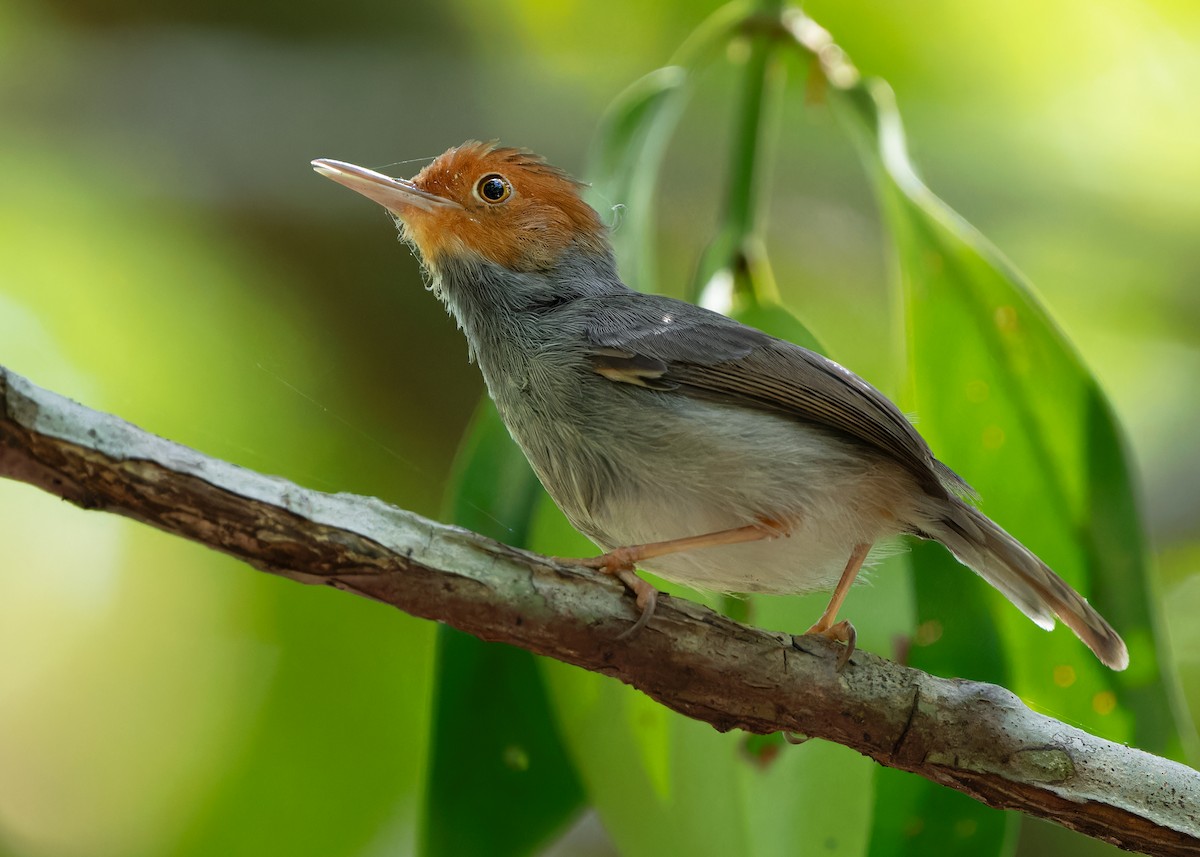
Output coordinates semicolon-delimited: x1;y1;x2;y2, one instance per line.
311;159;460;213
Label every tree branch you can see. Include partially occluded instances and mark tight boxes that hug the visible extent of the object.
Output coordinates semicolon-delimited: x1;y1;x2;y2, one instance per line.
1;364;1196;855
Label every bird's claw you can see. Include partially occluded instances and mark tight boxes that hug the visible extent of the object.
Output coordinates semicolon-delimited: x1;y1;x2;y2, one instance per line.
615;570;657;640
550;551;659;639
805;619;857;671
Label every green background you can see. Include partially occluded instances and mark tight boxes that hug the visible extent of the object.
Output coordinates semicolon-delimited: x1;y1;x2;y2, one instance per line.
1;1;1197;855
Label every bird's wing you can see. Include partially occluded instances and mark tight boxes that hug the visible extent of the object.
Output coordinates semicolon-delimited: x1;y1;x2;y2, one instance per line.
583;293;962;498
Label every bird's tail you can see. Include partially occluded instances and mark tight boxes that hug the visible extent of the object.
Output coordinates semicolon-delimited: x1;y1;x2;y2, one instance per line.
923;501;1129;671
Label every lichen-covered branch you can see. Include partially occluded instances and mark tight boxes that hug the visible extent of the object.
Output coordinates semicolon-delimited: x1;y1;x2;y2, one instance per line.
0;364;1197;855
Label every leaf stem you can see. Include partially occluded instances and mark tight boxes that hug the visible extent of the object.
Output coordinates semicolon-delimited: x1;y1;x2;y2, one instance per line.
689;0;786;305
725;1;781;253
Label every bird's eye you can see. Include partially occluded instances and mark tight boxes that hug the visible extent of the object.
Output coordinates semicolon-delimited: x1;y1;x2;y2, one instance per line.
476;174;512;204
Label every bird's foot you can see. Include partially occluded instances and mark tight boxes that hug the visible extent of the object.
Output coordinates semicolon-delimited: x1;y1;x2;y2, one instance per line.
805;618;857;671
612;569;658;640
554;521;787;640
553;549;659;639
571;546;639;573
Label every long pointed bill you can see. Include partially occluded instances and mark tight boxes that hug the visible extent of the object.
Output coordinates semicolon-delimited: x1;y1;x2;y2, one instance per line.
311;159;460;214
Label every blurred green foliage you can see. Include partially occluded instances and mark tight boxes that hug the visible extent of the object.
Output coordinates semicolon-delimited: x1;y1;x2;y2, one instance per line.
1;0;1198;856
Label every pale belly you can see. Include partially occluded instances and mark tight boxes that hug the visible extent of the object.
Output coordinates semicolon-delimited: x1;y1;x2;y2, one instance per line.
522;397;925;595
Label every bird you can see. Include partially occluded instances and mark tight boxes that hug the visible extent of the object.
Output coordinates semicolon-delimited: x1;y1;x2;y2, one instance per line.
312;141;1128;671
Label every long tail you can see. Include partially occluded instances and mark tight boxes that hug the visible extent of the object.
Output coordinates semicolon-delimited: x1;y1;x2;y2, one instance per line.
924;501;1129;671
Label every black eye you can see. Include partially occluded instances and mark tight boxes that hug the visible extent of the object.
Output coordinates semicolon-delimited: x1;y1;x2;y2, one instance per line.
477;174;511;203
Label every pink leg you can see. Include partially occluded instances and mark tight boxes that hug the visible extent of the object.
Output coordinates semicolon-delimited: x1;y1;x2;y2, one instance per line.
805;543;870;669
560;520;787;638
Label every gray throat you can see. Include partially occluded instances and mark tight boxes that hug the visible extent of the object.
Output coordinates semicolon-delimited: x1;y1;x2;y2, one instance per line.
428;246;628;377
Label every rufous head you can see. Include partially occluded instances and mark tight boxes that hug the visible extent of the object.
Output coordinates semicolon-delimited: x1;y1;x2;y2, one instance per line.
313;141;608;274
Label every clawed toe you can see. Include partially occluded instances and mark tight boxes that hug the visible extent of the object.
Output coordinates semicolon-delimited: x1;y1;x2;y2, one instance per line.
552;552;659;638
615;569;658;640
805;619;857;670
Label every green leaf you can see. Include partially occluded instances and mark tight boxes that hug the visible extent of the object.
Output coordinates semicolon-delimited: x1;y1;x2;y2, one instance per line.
440;398;543;546
867;543;1017;857
835;76;1182;753
869;767;1018;857
172;583;435;857
423;629;584;857
586;65;690;291
586;2;753;293
783;41;1184;847
421;400;585;857
1158;542;1200;761
723;255;823;354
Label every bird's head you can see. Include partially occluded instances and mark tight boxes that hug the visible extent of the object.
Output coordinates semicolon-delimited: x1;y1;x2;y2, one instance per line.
313;141;610;276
